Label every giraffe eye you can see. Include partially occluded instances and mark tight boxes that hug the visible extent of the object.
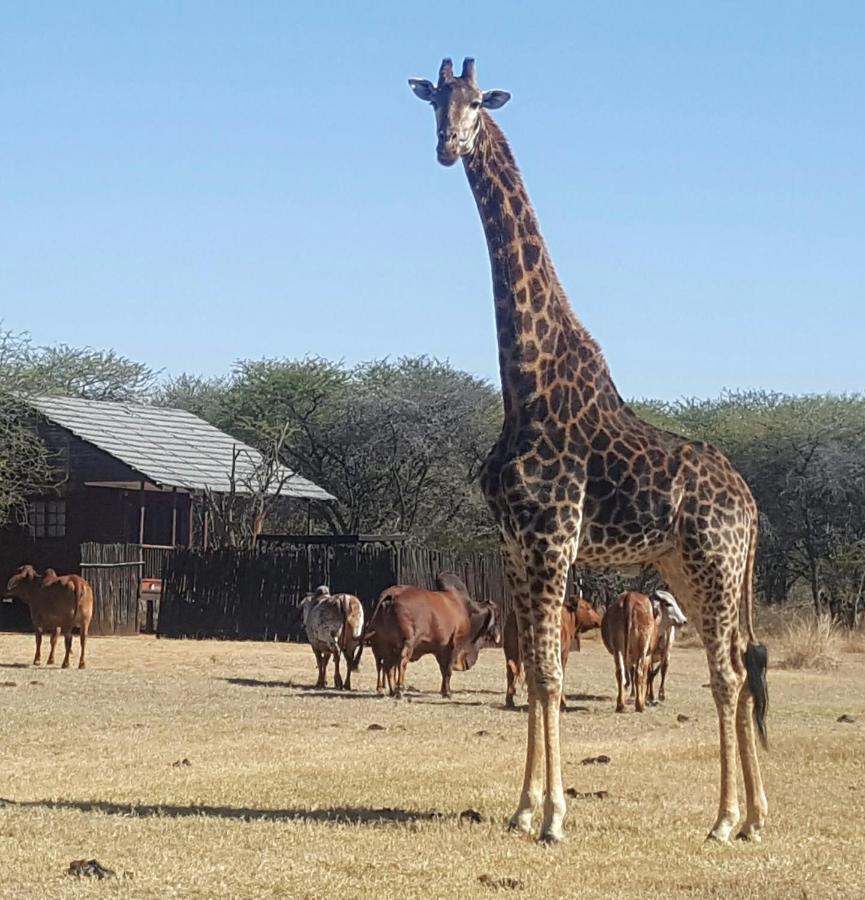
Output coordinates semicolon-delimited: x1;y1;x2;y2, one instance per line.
470;99;482;109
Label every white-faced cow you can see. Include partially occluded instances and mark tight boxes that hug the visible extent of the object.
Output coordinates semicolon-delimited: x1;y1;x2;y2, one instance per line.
647;589;688;704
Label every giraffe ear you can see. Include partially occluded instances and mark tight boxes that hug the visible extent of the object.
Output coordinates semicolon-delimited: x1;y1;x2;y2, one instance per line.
408;79;436;102
482;90;511;110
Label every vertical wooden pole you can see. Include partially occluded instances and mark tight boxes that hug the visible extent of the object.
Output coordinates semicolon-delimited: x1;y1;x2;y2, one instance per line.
306;499;312;535
138;481;146;545
171;488;178;546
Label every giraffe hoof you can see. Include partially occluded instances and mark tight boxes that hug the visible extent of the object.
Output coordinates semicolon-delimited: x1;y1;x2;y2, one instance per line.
705;829;734;845
736;827;762;843
507;814;534;835
538;828;564;846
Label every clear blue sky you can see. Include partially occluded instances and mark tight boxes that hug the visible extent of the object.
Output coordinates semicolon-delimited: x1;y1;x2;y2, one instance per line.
2;2;863;400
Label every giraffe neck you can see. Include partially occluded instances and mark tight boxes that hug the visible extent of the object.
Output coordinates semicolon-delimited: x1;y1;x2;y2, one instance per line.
463;113;622;420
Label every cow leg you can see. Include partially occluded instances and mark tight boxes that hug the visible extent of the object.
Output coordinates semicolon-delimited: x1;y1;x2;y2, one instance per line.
314;649;327;688
634;658;648;712
614;652;626;712
78;618;89;669
33;629;43;666
385;663;396;696
375;656;384;693
47;628;59;665
61;632;73;669
505;660;517;709
646;665;657;705
395;646;410;699
437;650;454;698
658;657;668;702
559;645;570;711
342;647;353;691
332;648;343;690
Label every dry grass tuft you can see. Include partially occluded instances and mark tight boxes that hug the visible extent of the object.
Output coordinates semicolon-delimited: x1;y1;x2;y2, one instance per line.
775;613;842;670
844;626;865;654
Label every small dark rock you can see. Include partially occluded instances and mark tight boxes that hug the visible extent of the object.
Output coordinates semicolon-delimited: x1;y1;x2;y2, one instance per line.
67;859;115;880
171;758;192;767
478;873;524;891
474;729;491;737
367;723;386;731
677;714;690;723
459;808;484;824
29;681;43;686
580;754;611;766
837;714;856;724
565;788;608;800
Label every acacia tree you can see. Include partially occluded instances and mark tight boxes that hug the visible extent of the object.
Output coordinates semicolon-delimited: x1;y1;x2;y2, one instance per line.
0;326;158;526
163;355;502;546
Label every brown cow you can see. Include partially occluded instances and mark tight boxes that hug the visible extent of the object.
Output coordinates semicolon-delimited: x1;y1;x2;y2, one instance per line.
4;565;94;669
366;573;500;698
504;596;602;710
600;591;659;713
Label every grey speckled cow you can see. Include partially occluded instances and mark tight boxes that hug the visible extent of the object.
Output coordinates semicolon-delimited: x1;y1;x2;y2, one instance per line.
300;585;365;690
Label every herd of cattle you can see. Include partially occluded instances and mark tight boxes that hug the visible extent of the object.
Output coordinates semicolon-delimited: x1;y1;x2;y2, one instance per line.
301;573;689;711
2;563;688;711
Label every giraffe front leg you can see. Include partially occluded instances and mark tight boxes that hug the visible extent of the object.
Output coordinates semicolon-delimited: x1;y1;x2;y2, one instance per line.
532;551;569;845
504;553;543;835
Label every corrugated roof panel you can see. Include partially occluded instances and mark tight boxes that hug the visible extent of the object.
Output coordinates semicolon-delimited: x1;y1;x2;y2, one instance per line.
27;395;334;501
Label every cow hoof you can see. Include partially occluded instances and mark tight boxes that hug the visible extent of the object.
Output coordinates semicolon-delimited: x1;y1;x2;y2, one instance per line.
78;662;86;670
615;705;625;714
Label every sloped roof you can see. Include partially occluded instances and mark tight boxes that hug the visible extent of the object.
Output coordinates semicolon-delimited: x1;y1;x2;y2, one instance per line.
26;395;334;501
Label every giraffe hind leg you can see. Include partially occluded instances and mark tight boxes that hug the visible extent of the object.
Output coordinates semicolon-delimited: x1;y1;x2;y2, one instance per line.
656;551;760;843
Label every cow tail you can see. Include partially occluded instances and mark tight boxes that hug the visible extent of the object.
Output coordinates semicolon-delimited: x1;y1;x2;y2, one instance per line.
742;519;769;750
356;591;388;669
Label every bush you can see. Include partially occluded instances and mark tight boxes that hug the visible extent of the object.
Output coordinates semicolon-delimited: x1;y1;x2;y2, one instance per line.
776;614;841;671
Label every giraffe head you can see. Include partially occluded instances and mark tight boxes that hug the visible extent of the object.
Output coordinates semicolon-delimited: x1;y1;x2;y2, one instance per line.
409;57;510;166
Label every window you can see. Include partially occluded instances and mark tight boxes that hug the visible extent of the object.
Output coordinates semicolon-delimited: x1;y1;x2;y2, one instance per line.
29;500;66;538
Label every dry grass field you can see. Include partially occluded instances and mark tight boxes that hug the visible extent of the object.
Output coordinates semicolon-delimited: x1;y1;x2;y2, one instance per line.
0;629;863;899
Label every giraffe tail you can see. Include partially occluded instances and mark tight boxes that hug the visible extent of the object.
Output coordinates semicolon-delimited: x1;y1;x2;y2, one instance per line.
742;518;769;750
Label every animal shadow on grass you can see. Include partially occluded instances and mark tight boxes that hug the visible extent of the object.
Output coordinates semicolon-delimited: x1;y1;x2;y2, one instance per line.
565;692;612;703
224;677;294;689
5;798;443;826
0;663;32;669
409;698;486;708
224;678;383;700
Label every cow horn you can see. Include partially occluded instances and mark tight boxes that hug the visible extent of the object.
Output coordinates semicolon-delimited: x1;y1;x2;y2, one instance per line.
438;58;454;86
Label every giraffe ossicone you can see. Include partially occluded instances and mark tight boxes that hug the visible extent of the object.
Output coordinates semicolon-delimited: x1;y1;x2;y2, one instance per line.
409;56;769;845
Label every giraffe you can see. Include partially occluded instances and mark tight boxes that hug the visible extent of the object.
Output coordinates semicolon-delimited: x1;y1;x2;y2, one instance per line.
409;58;769;845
